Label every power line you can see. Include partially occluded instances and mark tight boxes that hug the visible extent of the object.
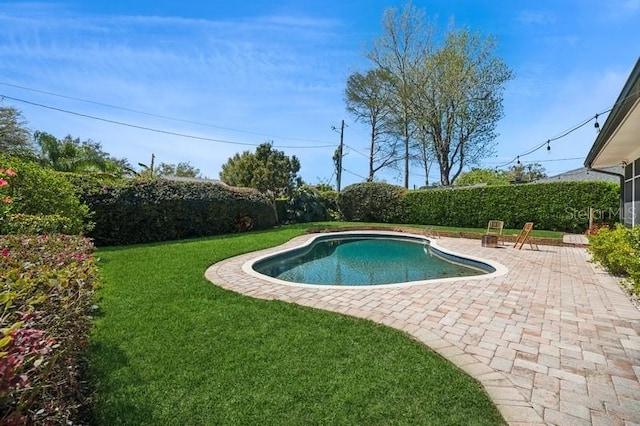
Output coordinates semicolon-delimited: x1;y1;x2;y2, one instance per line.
0;94;335;149
0;81;335;145
343;143;369;158
342;167;368;180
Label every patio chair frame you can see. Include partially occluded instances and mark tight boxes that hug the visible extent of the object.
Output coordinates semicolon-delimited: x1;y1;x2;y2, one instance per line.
486;220;505;245
514;222;539;250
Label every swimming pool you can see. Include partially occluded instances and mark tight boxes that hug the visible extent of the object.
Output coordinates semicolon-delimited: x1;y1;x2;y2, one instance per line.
249;232;499;286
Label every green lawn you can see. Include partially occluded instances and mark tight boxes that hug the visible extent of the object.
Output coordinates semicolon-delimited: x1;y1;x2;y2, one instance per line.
91;224;507;425
308;221;564;239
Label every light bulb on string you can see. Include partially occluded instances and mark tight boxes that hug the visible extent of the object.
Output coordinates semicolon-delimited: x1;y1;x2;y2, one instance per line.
516;156;521;165
546;140;551;153
594;114;600;132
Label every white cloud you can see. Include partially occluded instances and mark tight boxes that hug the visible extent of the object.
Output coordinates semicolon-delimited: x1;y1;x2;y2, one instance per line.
0;4;352;182
517;10;556;26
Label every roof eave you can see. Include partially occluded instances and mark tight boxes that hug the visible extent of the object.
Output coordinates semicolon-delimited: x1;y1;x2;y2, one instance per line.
585;57;640;168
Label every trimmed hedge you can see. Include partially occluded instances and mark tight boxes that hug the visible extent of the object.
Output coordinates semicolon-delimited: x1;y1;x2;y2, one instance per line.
0;234;97;424
82;179;277;246
336;181;619;233
338;182;407;223
404;182;619;232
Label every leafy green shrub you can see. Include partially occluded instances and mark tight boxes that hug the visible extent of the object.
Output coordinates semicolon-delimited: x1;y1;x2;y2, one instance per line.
82;179;277;245
338;182;407;223
0;234;98;424
588;224;640;295
2;213;77;234
317;189;340;220
0;156;91;234
403;181;619;232
64;172;128;201
282;186;329;224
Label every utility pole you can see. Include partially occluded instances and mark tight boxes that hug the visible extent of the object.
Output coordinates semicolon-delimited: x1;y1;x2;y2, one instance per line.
332;120;345;192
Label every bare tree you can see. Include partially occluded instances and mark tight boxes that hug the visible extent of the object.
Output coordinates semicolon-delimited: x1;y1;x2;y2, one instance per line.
345;69;399;181
411;130;435;187
367;2;433;188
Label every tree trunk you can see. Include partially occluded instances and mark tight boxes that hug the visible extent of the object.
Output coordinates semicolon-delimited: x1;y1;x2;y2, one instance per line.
403;120;410;188
440;169;450;186
369;126;375;182
404;138;409;188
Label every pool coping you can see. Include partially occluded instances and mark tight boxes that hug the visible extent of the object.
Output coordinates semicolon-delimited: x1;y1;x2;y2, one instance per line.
242;230;509;289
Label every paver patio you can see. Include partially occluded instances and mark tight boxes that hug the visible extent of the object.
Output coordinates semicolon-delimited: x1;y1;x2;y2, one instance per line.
205;233;640;425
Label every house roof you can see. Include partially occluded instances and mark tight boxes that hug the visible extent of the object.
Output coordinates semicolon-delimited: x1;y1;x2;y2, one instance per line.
585;57;640;169
537;166;623;183
159;175;227;185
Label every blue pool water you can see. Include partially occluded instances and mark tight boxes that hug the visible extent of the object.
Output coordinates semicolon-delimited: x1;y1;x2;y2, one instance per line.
252;234;493;286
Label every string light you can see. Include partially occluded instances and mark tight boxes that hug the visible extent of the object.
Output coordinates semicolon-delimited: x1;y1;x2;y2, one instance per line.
493;86;640;170
516;156;521;165
546;140;551;152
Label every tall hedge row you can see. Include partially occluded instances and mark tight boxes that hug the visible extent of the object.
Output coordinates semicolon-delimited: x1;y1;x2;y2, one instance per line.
81;179;277;246
339;181;619;232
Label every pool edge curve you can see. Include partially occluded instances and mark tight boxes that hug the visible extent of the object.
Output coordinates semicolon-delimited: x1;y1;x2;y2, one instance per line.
241;231;508;289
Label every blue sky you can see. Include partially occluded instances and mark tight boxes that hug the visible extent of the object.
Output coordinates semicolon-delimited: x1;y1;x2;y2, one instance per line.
0;1;638;187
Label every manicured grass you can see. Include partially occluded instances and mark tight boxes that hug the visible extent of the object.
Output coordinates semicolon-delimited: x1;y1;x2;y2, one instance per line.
309;221;564;239
91;224;506;425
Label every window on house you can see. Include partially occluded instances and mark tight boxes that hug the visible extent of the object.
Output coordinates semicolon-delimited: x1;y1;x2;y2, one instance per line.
625;163;633;180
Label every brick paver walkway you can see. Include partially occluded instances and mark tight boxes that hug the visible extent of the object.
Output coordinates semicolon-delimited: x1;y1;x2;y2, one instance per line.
205;232;640;425
563;233;590;246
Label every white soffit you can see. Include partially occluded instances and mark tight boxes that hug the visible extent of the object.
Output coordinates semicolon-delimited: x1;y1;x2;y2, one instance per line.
591;97;640;168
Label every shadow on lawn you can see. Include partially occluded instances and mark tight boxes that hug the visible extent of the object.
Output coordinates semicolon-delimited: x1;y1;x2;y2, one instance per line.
88;341;155;425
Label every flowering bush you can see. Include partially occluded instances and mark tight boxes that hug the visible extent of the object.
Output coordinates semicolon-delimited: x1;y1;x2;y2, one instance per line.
0;168;17;231
0;234;98;424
